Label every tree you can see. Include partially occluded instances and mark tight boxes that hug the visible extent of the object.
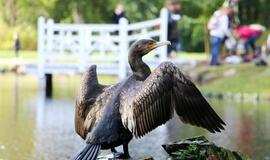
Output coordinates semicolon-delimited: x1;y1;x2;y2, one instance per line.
239;0;270;27
0;0;17;26
0;0;269;51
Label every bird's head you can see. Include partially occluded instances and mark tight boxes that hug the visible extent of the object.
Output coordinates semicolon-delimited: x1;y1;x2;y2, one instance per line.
129;39;171;57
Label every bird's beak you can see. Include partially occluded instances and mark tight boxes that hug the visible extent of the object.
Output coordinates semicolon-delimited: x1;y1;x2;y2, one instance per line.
147;41;171;52
155;41;171;48
146;41;171;53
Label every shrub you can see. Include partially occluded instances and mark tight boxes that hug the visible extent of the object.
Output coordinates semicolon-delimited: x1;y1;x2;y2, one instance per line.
0;23;37;50
179;16;205;52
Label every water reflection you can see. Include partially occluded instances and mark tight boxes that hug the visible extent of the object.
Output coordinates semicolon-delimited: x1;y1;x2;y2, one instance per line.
12;74;19;121
0;74;270;160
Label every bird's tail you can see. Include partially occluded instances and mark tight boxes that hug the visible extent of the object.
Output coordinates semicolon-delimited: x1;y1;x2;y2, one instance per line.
73;144;100;160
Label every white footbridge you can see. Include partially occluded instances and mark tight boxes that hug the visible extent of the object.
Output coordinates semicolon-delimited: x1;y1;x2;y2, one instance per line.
36;8;188;80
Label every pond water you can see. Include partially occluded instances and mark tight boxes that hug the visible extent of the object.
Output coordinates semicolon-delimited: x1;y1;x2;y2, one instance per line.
0;73;270;160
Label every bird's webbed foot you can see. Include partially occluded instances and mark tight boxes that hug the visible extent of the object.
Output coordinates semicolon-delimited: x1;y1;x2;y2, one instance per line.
111;147;118;153
110;143;130;159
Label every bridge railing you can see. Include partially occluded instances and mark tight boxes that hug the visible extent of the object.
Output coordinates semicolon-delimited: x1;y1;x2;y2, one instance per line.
38;8;169;79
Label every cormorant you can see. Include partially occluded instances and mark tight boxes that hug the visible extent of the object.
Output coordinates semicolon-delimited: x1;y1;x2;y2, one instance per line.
74;39;225;160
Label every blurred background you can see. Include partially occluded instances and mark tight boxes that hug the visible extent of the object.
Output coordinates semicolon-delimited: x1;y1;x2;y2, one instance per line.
0;0;270;160
0;0;269;51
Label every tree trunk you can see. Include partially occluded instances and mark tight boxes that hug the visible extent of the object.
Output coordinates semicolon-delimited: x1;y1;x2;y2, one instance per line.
203;23;210;56
72;1;83;23
3;0;17;26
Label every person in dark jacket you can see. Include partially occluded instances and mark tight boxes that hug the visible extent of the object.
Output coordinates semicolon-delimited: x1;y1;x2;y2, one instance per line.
112;4;127;24
166;0;182;57
112;4;132;36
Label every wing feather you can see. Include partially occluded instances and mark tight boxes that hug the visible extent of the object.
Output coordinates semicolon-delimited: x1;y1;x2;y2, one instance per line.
121;62;225;138
75;65;108;139
120;64;174;138
173;66;225;132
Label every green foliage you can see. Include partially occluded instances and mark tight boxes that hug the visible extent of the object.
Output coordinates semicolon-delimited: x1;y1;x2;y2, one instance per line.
0;22;37;50
172;144;207;160
163;136;251;160
122;0;164;22
179;16;205;52
0;0;51;26
0;0;269;51
50;0;165;23
181;0;223;18
239;0;270;27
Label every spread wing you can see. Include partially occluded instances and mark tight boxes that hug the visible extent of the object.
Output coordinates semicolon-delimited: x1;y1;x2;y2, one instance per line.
75;65;108;139
120;62;225;138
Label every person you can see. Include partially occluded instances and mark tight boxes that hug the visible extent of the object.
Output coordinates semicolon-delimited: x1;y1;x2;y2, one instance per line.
233;24;265;61
223;0;239;11
13;32;20;58
165;0;182;57
208;7;234;65
112;4;132;36
112;4;127;24
223;0;240;26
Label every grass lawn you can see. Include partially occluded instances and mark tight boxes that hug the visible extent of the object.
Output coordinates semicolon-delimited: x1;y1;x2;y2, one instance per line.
197;63;270;97
0;50;37;60
178;52;208;61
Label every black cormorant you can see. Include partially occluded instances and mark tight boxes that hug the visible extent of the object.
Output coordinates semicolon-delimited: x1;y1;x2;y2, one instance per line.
74;39;225;160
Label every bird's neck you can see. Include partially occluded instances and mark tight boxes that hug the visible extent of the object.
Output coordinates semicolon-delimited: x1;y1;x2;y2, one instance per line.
128;54;151;80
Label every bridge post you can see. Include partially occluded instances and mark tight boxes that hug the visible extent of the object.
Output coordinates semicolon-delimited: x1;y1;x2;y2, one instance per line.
38;17;45;79
45;74;53;98
44;18;54;97
119;18;129;80
160;8;168;62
